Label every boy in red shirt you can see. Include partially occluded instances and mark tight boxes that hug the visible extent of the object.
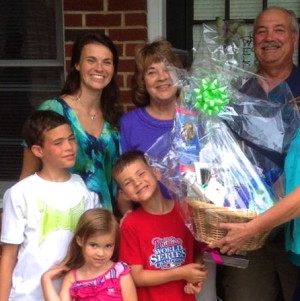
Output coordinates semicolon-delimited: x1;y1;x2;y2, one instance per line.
113;150;207;301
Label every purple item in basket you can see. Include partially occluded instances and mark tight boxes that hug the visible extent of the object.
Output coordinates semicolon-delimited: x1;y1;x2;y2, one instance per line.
223;184;251;209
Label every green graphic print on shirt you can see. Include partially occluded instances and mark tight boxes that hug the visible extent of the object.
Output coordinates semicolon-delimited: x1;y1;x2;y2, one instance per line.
38;198;84;244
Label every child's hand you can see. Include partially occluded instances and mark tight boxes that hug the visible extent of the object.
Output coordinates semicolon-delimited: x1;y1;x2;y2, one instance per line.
42;265;69;281
184;281;204;294
180;263;208;283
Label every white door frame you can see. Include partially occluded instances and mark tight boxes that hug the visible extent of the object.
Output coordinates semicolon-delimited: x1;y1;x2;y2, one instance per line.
147;0;166;41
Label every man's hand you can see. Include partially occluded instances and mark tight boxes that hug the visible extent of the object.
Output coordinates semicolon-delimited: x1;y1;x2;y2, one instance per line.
208;222;253;255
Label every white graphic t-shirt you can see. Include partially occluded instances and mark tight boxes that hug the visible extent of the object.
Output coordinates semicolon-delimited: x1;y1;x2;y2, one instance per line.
1;173;98;301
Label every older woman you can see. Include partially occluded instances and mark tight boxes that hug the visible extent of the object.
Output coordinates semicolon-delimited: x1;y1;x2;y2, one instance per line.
121;38;182;154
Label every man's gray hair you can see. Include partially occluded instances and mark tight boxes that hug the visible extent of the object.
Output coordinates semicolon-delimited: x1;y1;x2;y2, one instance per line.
287;8;299;34
254;6;299;34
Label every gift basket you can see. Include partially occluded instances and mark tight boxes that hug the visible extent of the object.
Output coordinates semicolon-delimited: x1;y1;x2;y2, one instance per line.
181;116;273;251
146;20;299;254
186;201;269;251
148;105;276;252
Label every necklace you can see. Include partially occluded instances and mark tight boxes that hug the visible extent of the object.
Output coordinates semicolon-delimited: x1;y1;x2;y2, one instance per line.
73;95;97;121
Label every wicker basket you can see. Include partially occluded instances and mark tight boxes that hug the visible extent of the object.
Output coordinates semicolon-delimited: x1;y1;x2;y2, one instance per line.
187;199;270;251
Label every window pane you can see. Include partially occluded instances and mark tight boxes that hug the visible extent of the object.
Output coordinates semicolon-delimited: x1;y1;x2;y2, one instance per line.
193;23;256;69
0;0;64;190
193;25;202;50
230;0;262;19
193;22;298;69
268;1;300;16
0;66;63;137
194;0;225;20
0;1;58;60
193;2;300;67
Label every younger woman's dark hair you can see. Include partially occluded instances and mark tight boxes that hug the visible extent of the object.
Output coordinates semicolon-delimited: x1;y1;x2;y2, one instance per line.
61;32;122;128
22;110;69;148
62;208;120;269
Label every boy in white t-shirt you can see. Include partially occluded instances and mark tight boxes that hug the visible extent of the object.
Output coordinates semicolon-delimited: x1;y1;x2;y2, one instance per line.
0;110;98;301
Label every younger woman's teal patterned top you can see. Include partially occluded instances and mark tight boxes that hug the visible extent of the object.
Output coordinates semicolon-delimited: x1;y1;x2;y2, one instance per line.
39;97;120;211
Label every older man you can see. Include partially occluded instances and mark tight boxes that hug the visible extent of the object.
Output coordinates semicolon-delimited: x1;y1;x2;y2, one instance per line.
254;7;300;96
218;7;300;301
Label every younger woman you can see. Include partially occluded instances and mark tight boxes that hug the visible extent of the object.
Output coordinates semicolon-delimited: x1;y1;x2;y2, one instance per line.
20;32;122;211
41;208;137;301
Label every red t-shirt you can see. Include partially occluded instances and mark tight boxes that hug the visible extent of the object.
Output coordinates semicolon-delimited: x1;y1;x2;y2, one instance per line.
119;203;196;301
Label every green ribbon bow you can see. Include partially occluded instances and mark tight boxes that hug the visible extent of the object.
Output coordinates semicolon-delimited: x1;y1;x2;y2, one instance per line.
193;78;229;115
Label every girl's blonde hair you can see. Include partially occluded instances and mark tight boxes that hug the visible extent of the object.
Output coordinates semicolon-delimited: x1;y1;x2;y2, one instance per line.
62;208;119;269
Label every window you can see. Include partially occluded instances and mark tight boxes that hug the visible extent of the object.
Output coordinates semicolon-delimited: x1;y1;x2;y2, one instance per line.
165;1;300;68
193;0;300;68
0;0;64;198
165;0;194;67
147;0;166;41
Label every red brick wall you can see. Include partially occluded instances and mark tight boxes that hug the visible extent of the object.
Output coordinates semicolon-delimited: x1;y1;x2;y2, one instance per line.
63;0;148;111
0;1;148;259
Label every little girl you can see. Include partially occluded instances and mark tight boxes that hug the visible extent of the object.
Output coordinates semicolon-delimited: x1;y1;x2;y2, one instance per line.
41;208;137;301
